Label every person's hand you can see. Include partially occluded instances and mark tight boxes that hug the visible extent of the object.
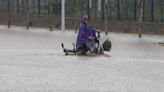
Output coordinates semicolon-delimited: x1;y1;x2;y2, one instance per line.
97;29;101;32
88;36;95;40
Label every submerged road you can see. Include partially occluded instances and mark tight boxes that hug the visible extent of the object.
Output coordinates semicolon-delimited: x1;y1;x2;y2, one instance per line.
0;26;164;92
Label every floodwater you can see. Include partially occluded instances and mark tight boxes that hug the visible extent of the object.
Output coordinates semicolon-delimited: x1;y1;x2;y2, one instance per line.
0;26;164;92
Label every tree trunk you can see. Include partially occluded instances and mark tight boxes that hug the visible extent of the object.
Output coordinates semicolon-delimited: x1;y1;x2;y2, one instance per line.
22;0;25;15
105;0;109;35
7;0;11;28
134;0;137;21
93;0;98;28
87;0;90;17
101;0;105;19
79;0;83;16
32;0;34;15
26;0;30;29
151;0;154;22
161;0;163;22
17;0;19;14
48;0;53;31
75;0;80;33
95;0;98;20
139;0;144;38
117;0;120;21
38;0;40;15
125;0;129;20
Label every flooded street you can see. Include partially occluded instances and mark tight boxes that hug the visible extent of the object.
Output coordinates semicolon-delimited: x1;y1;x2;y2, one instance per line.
0;26;164;92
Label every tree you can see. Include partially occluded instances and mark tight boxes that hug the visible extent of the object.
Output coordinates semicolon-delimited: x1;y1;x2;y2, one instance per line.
48;0;53;31
94;0;98;19
160;0;163;22
26;0;30;29
16;0;20;14
7;0;11;28
87;0;90;17
117;0;120;20
134;0;137;21
105;0;109;35
150;0;154;22
139;0;144;38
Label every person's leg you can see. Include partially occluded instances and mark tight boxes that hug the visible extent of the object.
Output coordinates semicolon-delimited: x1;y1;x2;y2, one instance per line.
76;44;88;55
86;40;96;53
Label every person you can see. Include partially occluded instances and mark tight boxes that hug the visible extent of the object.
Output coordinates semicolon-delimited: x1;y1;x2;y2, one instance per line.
76;15;97;55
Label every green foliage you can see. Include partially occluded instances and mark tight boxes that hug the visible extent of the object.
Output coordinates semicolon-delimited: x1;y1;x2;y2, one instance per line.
0;0;163;22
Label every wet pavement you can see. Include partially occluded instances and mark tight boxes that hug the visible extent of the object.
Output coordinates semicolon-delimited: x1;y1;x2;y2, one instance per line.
0;26;164;92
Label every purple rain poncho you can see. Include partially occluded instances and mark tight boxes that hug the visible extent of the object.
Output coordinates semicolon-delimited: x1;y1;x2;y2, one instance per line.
76;22;96;50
